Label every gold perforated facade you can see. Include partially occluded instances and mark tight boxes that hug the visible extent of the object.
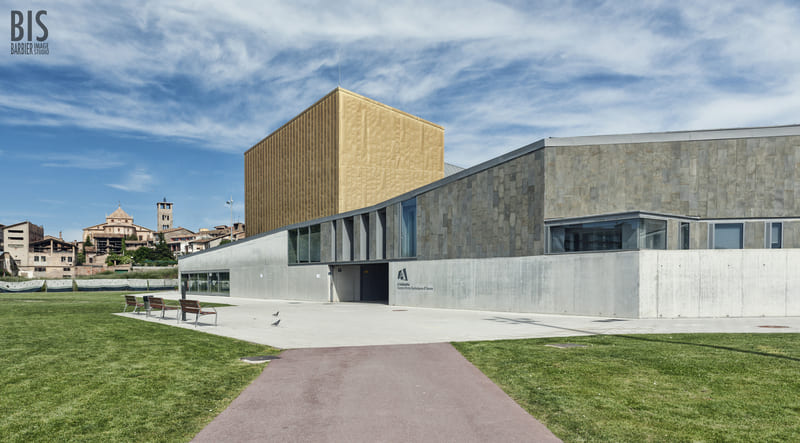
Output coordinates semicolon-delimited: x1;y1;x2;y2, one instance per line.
245;88;444;236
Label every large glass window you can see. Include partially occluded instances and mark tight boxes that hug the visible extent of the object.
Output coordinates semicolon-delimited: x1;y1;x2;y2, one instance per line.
549;217;668;253
401;198;417;257
181;271;230;296
642;219;667;249
287;224;321;264
712;223;743;249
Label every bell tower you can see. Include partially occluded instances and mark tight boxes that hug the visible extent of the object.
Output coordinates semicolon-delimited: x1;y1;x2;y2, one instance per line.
156;198;173;232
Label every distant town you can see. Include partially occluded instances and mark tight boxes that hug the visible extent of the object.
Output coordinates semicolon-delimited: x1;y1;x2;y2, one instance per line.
0;198;244;278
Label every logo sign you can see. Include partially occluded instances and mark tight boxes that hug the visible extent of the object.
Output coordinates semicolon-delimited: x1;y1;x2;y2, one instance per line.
395;267;433;291
10;10;49;55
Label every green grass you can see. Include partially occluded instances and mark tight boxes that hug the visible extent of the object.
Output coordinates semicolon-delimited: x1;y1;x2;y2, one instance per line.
454;334;800;442
0;292;278;442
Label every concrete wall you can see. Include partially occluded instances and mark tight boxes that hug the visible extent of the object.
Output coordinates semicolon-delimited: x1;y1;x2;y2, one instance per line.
180;231;329;301
331;265;360;302
416;149;546;259
638;249;800;317
545;135;800;220
389;250;800;318
389;253;641;317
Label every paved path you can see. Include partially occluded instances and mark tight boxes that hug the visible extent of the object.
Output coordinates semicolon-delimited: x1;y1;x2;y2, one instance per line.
192;343;561;443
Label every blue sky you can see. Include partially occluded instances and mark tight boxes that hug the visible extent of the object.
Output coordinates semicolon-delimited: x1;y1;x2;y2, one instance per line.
2;1;800;242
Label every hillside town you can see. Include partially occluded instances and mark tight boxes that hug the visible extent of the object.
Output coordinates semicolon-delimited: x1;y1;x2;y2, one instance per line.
0;199;243;278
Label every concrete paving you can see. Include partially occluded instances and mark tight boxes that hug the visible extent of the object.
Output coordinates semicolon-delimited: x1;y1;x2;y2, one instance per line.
118;291;800;349
192;343;561;443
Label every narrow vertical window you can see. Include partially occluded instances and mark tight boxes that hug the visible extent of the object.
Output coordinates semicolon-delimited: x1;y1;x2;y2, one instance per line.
768;222;782;249
680;222;690;250
401;198;417;257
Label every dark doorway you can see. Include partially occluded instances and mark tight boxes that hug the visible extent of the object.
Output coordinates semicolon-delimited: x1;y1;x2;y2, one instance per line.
360;263;388;302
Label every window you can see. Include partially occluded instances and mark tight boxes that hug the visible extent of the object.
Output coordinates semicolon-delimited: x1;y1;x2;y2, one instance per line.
41;256;46;262
61;256;66;262
34;256;39;262
181;271;230;296
549;217;667;253
68;256;73;262
680;222;690;250
767;222;782;249
401;198;417;257
711;223;743;249
35;267;46;272
63;267;70;271
287;224;322;264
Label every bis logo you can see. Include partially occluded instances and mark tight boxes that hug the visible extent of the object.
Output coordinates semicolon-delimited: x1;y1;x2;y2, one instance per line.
10;9;49;55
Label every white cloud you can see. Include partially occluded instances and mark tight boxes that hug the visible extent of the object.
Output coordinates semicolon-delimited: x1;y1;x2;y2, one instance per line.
2;1;799;166
108;169;155;192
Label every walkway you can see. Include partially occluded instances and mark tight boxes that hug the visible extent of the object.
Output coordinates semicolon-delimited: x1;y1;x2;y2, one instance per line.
192;343;561;443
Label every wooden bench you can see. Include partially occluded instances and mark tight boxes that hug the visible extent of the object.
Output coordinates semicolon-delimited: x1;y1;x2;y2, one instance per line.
123;295;145;314
178;299;217;327
147;297;180;320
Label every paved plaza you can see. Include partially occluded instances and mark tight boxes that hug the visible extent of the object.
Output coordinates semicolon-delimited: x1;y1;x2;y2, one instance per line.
118;291;800;349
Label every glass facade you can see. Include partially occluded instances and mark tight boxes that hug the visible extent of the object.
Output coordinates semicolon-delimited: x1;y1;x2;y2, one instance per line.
181;271;230;296
401;198;417;257
288;224;322;264
549;218;667;253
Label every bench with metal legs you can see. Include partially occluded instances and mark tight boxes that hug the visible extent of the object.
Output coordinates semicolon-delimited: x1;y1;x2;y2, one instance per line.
178;299;217;327
123;295;144;314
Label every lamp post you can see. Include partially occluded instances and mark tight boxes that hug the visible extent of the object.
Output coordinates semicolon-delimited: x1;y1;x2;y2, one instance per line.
225;197;233;241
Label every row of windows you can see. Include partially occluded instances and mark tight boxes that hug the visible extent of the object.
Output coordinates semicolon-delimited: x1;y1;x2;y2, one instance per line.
181;271;230;295
549;219;785;253
706;222;783;249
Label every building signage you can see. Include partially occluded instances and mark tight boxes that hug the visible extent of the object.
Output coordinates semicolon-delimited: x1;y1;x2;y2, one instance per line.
10;9;49;55
396;267;433;291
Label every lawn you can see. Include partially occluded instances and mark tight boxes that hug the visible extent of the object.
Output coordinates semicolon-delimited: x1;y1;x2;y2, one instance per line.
0;291;278;442
454;333;800;442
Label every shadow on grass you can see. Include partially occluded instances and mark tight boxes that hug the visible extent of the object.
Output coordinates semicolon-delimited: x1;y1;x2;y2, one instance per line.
483;316;800;363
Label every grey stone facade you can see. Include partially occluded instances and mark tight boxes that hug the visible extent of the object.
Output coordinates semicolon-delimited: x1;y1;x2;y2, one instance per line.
416;150;546;259
544;136;800;220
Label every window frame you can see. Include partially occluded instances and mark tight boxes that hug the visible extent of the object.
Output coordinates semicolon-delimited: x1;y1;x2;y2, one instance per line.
709;222;744;249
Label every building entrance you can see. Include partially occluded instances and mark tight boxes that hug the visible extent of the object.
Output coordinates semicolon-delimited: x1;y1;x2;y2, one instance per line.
330;263;388;303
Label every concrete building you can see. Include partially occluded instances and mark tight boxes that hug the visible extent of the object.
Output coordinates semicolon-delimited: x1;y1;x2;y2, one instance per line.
244;87;445;236
2;221;44;271
180;91;800;318
1;222;77;278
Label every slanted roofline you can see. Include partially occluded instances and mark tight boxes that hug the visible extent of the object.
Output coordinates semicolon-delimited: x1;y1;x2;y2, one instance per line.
182;123;800;261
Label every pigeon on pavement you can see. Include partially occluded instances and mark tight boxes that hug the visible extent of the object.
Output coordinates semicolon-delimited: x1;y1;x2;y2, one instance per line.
271;319;281;327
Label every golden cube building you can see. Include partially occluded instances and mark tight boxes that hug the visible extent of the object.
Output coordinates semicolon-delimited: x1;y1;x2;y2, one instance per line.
245;87;445;236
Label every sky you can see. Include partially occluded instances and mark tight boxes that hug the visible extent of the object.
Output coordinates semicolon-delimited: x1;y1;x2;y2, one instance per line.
2;0;799;243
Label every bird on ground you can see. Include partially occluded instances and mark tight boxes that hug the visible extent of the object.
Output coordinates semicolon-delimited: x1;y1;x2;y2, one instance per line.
271;319;281;327
272;311;279;317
